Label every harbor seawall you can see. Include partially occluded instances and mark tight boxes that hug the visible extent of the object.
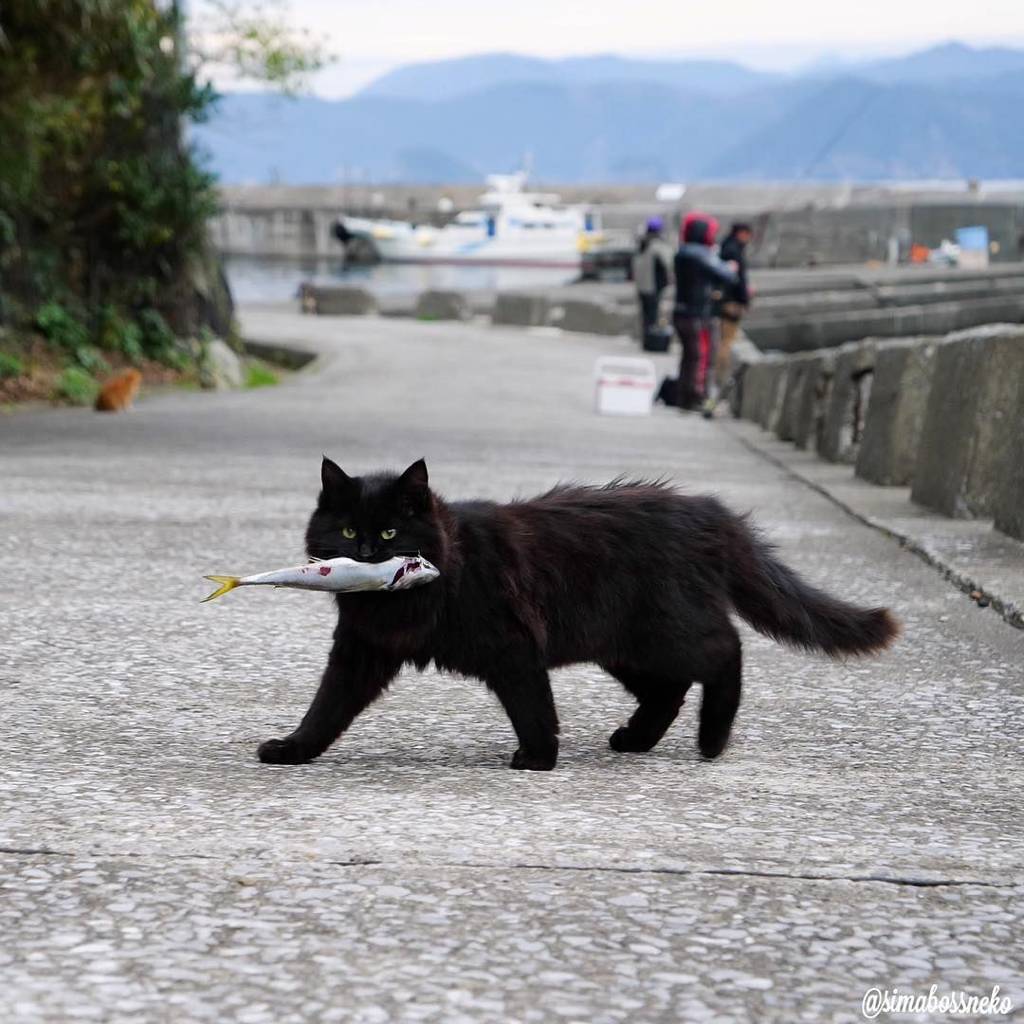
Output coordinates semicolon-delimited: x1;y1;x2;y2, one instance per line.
211;183;1024;267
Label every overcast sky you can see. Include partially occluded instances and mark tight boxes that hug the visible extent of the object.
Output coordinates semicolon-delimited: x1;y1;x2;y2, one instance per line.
217;0;1024;97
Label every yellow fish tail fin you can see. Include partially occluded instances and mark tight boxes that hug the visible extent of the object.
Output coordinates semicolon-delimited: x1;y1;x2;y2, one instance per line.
202;575;241;603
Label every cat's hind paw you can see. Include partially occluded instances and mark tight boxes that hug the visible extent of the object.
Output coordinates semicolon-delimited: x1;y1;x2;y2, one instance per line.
257;736;317;765
697;726;731;760
510;747;557;771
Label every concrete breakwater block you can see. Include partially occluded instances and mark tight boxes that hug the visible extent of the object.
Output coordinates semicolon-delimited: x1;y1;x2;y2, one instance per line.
415;290;471;321
911;325;1024;519
746;293;1024;355
726;337;763;419
310;285;378;316
818;340;877;463
492;292;550;327
777;351;824;442
992;409;1024;542
855;337;939;486
758;360;789;433
749;289;878;321
793;350;837;451
550;299;633;337
740;354;786;427
873;277;1024;308
738;358;768;422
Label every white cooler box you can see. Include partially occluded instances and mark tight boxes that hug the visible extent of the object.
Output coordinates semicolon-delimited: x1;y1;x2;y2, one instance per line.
594;356;657;416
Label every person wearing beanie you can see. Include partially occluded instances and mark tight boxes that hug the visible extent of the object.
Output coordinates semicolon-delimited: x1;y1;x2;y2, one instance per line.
632;216;673;340
672;212;738;412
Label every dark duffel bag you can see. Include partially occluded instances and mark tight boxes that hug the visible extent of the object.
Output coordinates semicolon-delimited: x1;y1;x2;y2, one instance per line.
656;375;680;406
642;325;673;352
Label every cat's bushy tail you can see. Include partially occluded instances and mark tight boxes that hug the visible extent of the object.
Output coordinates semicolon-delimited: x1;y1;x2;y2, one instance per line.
726;518;899;657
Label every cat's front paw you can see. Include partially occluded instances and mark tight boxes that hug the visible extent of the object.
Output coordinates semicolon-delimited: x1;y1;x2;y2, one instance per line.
257;736;317;765
510;747;557;771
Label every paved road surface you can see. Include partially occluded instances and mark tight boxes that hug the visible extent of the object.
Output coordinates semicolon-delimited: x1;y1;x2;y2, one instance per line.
2;311;1022;1022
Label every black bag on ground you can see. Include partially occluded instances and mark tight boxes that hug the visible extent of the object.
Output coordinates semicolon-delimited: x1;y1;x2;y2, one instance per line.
643;324;673;352
656;375;680;406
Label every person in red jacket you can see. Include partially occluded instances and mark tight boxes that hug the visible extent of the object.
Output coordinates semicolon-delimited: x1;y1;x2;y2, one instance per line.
672;213;738;411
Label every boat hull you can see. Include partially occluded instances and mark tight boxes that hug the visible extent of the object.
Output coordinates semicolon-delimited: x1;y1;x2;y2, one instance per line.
341;210;598;269
377;253;582;268
370;233;586;268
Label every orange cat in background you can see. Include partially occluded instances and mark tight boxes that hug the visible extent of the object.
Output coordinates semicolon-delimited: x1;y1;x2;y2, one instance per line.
95;368;142;412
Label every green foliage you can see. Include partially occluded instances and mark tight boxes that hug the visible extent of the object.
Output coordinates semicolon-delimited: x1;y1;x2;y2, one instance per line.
73;346;109;375
0;0;328;370
0;352;26;380
244;362;279;388
0;0;218;341
97;306;144;361
35;302;89;351
94;303;181;363
139;308;177;354
54;366;99;406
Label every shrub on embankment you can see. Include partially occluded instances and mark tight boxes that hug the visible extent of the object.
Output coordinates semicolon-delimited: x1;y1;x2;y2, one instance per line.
0;0;327;403
0;0;229;400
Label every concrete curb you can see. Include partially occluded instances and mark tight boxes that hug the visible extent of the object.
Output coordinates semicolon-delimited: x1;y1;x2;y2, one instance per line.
725;421;1024;632
492;292;551;327
240;336;327;383
549;298;635;337
305;285;378;316
241;338;320;371
415;290;473;321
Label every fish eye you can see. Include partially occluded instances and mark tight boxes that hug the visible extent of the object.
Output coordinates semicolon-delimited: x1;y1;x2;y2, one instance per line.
380;528;397;540
342;527;356;539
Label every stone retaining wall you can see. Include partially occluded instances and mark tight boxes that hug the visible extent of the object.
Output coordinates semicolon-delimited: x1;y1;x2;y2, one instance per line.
733;324;1024;542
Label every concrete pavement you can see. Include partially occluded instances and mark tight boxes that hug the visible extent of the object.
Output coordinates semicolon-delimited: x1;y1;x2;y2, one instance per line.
2;310;1022;1022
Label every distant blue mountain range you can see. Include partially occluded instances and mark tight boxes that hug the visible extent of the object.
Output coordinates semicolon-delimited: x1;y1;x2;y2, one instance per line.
195;42;1024;184
357;52;777;101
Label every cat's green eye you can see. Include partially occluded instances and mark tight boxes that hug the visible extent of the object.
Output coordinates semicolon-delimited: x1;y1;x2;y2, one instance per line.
341;527;357;539
380;528;397;541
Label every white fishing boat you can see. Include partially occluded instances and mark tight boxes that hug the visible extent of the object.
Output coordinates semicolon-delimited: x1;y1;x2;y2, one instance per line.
336;173;603;268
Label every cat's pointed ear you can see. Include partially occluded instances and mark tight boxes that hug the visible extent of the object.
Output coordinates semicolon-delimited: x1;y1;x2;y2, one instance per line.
320;456;354;504
397;458;429;514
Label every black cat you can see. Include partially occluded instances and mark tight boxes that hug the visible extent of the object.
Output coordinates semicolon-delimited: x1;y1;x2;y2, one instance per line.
258;458;898;771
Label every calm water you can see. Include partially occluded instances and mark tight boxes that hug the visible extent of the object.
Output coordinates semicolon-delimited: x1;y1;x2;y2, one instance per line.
224;256;578;304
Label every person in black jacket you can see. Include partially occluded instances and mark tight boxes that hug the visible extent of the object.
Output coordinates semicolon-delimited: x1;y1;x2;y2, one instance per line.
672;212;738;411
710;222;753;413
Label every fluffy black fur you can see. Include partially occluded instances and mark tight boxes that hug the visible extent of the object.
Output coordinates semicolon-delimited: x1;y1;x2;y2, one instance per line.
257;458;899;770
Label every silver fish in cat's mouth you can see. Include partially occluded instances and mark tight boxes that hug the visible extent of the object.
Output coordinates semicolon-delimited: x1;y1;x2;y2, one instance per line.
202;554;440;602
